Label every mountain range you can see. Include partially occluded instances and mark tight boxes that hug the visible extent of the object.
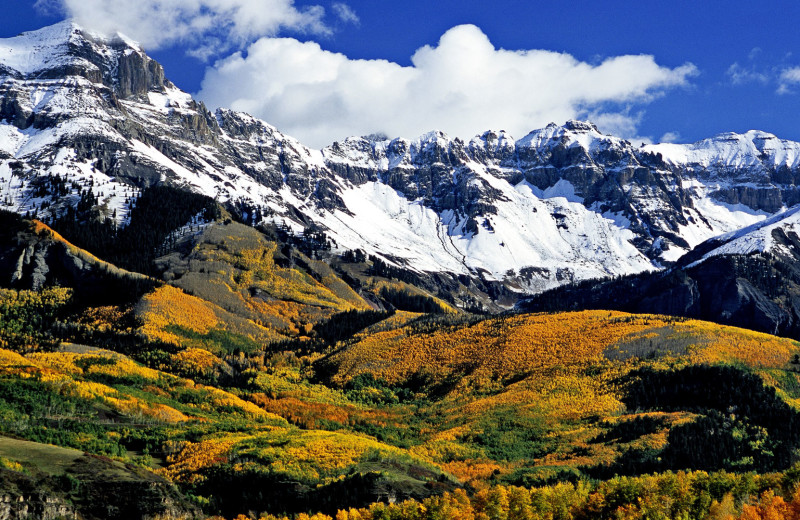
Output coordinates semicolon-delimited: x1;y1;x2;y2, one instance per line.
3;21;800;305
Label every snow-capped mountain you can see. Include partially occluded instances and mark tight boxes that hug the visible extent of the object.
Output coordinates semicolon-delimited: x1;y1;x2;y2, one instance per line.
521;201;800;338
1;21;799;298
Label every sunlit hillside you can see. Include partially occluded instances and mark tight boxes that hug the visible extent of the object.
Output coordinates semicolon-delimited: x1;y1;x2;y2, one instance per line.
3;206;800;519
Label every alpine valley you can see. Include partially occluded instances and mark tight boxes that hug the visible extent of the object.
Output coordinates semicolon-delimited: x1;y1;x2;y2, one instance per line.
3;20;800;520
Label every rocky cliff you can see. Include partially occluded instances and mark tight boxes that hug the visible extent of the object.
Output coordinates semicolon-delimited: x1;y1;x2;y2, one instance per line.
0;437;201;520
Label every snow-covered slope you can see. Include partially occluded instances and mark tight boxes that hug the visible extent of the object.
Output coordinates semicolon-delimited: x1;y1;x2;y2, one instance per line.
685;205;800;267
2;22;800;299
645;131;800;171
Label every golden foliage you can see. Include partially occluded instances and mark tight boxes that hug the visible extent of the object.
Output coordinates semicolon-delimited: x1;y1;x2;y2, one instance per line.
683;321;798;368
357;311;424;336
330;311;800;395
0;349;32;366
77;306;131;333
2;342;299;424
0;286;72;310
464;373;624;420
233;429;428;484
0;457;23;473
137;285;220;344
28;351;163;382
369;280;456;314
160;428;427;486
106;396;190;423
171;347;222;372
159;434;250;484
192;383;284;419
330;311;673;388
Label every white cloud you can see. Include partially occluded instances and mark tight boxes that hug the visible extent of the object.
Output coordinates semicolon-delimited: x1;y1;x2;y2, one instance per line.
659;131;682;143
727;62;769;85
726;49;800;95
198;24;696;148
778;67;800;94
35;0;329;53
587;110;652;145
332;3;359;25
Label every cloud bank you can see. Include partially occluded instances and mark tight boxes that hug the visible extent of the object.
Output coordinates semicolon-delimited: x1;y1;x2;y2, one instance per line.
35;1;696;147
198;24;696;148
36;0;329;54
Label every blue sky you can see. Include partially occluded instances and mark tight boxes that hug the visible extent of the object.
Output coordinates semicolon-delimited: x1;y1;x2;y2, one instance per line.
5;1;800;147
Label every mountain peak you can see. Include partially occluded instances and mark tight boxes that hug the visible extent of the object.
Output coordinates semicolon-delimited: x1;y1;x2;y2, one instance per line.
0;20;83;76
11;19;81;41
6;19;142;51
0;19;166;101
564;119;600;133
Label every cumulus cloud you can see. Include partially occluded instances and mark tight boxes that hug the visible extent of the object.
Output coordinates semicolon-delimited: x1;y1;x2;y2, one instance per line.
35;0;329;54
198;24;696;148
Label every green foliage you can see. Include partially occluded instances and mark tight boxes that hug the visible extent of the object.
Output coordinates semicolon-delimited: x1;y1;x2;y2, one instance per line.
468;409;551;462
607;364;800;474
0;379;126;456
164;325;262;355
344;373;414;405
0;288;72;352
595;414;668;444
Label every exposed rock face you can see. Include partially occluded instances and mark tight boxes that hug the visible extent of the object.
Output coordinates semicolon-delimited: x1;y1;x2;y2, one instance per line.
4;21;800;299
0;453;202;520
0;469;78;520
0;214;155;303
710;185;787;213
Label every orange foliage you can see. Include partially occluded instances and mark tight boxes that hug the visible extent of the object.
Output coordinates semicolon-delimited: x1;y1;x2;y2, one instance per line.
192;384;284;419
249;393;398;430
440;460;505;483
736;489;800;520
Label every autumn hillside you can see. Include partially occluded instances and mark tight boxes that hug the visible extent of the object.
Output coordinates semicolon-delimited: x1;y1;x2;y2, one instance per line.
2;189;800;519
139;220;373;348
